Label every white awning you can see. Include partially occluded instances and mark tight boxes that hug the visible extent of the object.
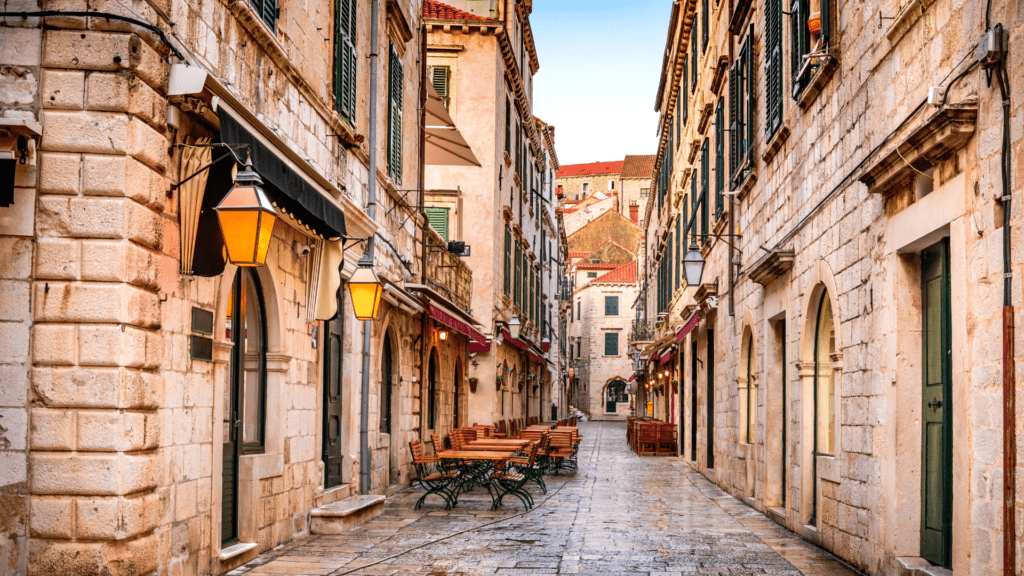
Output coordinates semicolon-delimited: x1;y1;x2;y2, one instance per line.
425;84;481;167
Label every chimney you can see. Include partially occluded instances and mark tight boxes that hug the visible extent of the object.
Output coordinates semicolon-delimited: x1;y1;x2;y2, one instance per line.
629;201;639;224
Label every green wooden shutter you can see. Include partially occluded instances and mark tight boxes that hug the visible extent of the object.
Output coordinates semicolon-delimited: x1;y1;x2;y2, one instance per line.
766;0;783;138
682;55;689;125
334;0;356;120
690;28;698;92
745;25;755;168
702;0;709;51
387;43;403;185
252;0;277;30
820;0;831;48
505;99;511;155
728;62;739;179
690;175;698;244
424;207;449;241
431;66;450;110
605;296;618;316
514;242;522;308
701;142;709;238
675;218;681;291
715;100;724;216
504;225;511;296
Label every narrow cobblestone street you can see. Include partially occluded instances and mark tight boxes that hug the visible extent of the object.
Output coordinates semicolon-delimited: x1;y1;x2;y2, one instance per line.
229;422;859;576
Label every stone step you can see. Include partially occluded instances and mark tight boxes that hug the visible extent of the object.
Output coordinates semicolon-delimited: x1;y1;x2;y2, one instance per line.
310;494;386;534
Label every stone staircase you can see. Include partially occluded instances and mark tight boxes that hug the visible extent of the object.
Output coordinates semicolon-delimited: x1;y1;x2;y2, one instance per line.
310;494;386;534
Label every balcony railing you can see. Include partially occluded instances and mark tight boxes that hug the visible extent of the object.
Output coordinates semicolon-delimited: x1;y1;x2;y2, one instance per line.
629;319;657;345
424;227;473;312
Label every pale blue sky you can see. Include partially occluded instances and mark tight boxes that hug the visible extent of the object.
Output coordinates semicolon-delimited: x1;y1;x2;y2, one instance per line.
531;0;668;166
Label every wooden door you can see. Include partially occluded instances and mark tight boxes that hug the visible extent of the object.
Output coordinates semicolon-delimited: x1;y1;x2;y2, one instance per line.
221;273;242;546
706;329;715;469
691;341;698;461
921;239;952;567
322;307;345;489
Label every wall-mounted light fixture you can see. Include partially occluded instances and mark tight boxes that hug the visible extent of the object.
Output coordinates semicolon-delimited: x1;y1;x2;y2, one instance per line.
215;155;277;267
348;246;383;321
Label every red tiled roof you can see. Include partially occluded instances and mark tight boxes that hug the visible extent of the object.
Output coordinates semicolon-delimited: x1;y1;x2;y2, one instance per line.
568;252;589;258
556;160;624;178
575;262;618;270
594;260;638;284
423;0;487;21
620;155;656;178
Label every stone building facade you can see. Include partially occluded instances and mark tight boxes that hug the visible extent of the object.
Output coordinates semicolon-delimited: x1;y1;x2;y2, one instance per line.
424;0;566;428
0;0;491;573
636;0;1023;574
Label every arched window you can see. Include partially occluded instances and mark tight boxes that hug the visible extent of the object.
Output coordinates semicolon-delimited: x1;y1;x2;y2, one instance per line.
453;361;461;428
605;380;627;413
427;349;438;429
227;268;267;453
745;332;755;444
380;332;393;435
814;294;836;456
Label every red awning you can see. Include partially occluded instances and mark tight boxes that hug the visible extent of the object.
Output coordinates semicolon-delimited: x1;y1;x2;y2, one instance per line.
502;330;529;351
675;311;700;342
659;349;673;365
429;303;487;344
528;352;543;364
628;374;636;382
470;341;491;353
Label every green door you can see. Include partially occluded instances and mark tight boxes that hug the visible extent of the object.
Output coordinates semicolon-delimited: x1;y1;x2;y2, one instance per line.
921;239;952;567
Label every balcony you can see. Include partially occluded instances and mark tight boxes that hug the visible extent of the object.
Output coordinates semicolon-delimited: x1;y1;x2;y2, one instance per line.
629;319;657;346
424;227;473;312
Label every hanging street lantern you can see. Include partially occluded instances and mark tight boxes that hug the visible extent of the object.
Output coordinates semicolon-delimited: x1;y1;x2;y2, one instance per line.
348;264;383;321
215;156;277;267
683;242;706;286
508;315;522;339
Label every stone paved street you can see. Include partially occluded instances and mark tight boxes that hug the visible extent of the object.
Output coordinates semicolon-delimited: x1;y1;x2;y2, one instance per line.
229;422;860;576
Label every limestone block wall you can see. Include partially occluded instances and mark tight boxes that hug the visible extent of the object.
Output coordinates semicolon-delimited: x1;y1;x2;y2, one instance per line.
557;173;620;202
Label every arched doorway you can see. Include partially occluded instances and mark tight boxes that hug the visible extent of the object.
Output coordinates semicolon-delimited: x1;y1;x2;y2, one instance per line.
605;379;627;413
380;331;393;435
223;268;267;546
810;290;835;525
427;348;438;430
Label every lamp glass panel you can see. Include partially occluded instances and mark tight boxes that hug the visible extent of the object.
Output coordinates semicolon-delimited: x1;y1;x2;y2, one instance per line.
219;211;260;265
254;213;276;265
349;282;383;320
220;185;259;207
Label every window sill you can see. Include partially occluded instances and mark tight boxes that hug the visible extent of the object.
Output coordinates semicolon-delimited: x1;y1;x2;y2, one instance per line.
886;0;933;45
219;542;258;562
761;125;791;163
795;54;839;111
733;167;757;202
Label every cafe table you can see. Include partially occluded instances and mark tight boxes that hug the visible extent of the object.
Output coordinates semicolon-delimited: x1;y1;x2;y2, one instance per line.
465;438;532;451
438;450;512;507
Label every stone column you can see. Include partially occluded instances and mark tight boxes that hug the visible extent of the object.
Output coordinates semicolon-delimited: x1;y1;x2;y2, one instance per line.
28;27;168;575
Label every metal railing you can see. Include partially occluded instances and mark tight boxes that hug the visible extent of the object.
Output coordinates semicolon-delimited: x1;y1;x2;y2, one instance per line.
629;319;657;345
424;227;472;312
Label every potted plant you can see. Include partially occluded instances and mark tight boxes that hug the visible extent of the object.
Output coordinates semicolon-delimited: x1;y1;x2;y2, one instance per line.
468;377;478;393
807;12;821;34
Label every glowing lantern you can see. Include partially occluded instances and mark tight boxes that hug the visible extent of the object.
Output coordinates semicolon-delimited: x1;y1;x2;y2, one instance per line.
215;158;276;267
348;265;383;321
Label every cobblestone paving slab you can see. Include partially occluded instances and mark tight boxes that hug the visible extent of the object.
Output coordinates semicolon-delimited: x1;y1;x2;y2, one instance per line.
231;422;860;576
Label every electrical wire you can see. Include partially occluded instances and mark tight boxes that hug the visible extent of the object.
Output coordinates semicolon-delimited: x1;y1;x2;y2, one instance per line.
0;11;187;62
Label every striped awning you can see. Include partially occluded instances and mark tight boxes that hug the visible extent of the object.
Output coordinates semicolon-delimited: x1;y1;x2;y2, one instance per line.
659;349;674;365
628;373;637;382
676;311;700;342
502;330;530;351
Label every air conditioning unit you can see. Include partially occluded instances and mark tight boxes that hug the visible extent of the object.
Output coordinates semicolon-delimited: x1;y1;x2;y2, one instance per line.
447;241;471;257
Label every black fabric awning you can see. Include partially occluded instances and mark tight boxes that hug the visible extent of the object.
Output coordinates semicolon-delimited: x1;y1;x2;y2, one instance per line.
218;108;346;239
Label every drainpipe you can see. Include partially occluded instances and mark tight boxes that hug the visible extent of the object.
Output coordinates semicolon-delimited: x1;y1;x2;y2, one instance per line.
359;0;381;496
419;24;430;440
991;38;1015;576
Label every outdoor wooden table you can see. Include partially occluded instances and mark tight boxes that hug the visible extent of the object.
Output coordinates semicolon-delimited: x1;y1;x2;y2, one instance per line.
466;439;531;451
438;450;512;508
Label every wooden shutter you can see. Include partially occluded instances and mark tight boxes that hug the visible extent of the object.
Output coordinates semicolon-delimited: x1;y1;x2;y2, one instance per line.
728;62;739;179
505;99;511;155
745;25;755;167
701;142;709;237
682;57;689;124
715;100;725;215
334;0;356;120
702;0;709;51
431;66;450;110
504;225;511;296
252;0;277;30
604;296;616;316
690;28;698;92
387;43;403;185
514;241;522;308
766;0;783;138
424;207;449;241
820;0;831;47
675;218;681;290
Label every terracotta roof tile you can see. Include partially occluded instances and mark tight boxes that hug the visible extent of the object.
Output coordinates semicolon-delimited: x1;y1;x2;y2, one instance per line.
594;260;638;284
620;155;656;178
575;262;618;270
556;160;624;178
423;0;487;21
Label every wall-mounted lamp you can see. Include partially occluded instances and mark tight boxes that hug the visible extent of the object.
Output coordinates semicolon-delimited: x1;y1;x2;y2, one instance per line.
348;250;383;321
215;156;277;267
508;316;522;339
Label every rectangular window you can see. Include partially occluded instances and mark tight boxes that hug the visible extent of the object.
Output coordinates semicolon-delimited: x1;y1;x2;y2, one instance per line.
605;296;619;316
431;65;451;111
675;217;682;290
729;26;755;187
715;100;725;216
701;141;709;239
765;0;783;138
514;241;522;308
702;0;709;51
386;43;403;185
424;207;449;241
587;272;597;278
503;225;511;296
576;301;580;320
690;27;698;93
576;341;581;357
682;58;689;125
582;182;589;193
641;188;649;197
251;0;277;30
604;332;619;356
609;180;615;190
505;98;511;155
333;0;356;120
791;0;830;97
690;175;698;245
